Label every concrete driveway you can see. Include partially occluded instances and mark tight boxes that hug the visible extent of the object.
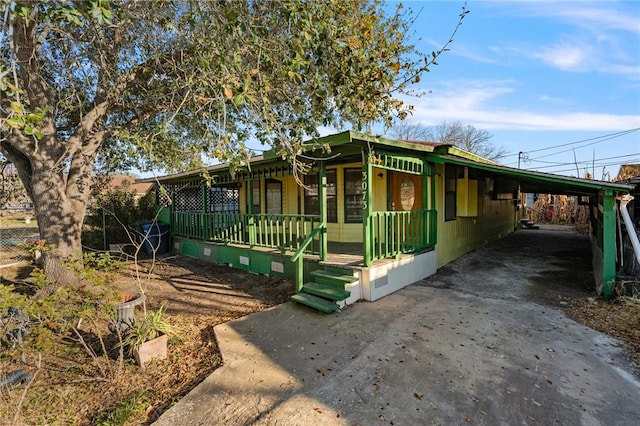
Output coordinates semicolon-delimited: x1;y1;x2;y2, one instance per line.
155;226;640;425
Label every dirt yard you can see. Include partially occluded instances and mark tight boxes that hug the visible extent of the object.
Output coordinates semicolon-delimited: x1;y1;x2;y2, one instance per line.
0;256;294;425
1;246;640;425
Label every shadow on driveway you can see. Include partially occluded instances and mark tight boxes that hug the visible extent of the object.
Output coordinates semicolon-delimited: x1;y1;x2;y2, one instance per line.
155;226;640;425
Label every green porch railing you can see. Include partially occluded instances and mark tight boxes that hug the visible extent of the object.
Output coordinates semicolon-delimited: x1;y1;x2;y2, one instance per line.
252;214;321;254
291;225;324;293
206;212;244;243
171;212;321;255
368;209;436;262
172;211;206;240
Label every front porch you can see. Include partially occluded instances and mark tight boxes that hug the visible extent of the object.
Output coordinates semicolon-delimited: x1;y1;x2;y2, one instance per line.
156;132;441;311
169;210;438;306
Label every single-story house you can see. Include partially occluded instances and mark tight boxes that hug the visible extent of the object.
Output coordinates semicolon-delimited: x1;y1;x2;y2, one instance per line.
143;131;633;312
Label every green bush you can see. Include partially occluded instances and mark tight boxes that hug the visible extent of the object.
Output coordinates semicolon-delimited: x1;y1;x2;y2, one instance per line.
83;179;156;250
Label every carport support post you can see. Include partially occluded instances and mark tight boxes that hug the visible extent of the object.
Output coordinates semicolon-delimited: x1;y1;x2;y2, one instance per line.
602;189;616;296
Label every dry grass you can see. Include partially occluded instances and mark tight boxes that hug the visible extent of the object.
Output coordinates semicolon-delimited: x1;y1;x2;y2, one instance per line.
568;294;640;368
0;257;294;425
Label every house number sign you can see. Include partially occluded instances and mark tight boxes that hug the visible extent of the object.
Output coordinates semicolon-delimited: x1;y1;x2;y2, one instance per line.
361;171;368;210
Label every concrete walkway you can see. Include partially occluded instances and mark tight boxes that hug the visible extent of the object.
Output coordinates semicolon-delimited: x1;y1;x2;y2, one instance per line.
155;227;640;425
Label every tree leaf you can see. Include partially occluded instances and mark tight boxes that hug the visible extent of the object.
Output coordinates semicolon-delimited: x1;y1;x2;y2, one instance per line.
10;101;23;114
5;117;24;128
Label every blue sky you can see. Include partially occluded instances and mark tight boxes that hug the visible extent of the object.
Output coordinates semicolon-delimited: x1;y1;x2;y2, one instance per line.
370;0;640;179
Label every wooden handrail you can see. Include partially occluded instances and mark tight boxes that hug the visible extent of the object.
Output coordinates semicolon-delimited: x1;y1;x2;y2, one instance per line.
291;225;323;262
291;224;324;293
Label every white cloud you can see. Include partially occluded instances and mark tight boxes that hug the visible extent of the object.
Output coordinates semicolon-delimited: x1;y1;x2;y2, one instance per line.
535;4;640;34
488;1;640;34
482;2;639;77
535;95;574;106
402;80;640;132
532;39;592;71
450;45;502;65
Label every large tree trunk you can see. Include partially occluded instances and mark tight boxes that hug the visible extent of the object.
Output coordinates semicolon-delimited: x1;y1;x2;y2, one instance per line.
31;167;89;285
2;10;107;287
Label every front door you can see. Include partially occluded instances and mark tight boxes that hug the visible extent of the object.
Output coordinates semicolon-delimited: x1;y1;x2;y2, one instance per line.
390;172;423;211
388;172;424;251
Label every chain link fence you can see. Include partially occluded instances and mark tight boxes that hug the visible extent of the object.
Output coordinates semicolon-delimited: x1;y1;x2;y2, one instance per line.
0;209;40;268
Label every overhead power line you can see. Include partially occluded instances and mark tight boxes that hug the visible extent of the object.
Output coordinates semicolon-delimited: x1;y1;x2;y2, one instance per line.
526;152;640;170
503;127;640;164
533;159;639;176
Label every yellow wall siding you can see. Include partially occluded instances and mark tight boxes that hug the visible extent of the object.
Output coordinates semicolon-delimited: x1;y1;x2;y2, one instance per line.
372;167;387;211
284;176;299;214
435;163;516;268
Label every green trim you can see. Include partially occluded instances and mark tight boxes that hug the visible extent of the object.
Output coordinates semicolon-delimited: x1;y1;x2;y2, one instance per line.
423;161;429;243
372;150;431;175
435;146;496;164
319;162;328;260
291;225;324;293
433;154;632;194
363;150;373;266
247;179;256;245
602;189;616;296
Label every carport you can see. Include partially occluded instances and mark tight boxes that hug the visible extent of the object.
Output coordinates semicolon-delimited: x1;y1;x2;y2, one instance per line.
434;154;634;296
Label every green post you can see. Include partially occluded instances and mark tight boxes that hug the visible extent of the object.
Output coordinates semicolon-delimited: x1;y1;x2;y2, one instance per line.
602;189;616;297
319;161;328;260
202;185;209;240
422;161;429;247
248;179;255;246
363;149;373;266
430;165;437;246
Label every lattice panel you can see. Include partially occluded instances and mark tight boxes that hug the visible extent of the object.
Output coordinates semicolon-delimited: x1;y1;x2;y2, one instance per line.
174;187;203;212
208;187;239;213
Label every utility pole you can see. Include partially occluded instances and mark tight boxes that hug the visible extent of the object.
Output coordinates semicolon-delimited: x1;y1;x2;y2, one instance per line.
518;151;523;169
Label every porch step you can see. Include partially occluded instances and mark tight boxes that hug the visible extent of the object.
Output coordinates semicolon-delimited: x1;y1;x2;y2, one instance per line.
302;282;351;301
310;269;358;287
291;292;339;314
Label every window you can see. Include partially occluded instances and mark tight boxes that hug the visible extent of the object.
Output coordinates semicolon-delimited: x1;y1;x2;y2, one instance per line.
445;164;457;221
344;168;363;223
304;170;337;222
250;181;261;214
400;176;416;211
207;186;239;213
265;180;282;215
